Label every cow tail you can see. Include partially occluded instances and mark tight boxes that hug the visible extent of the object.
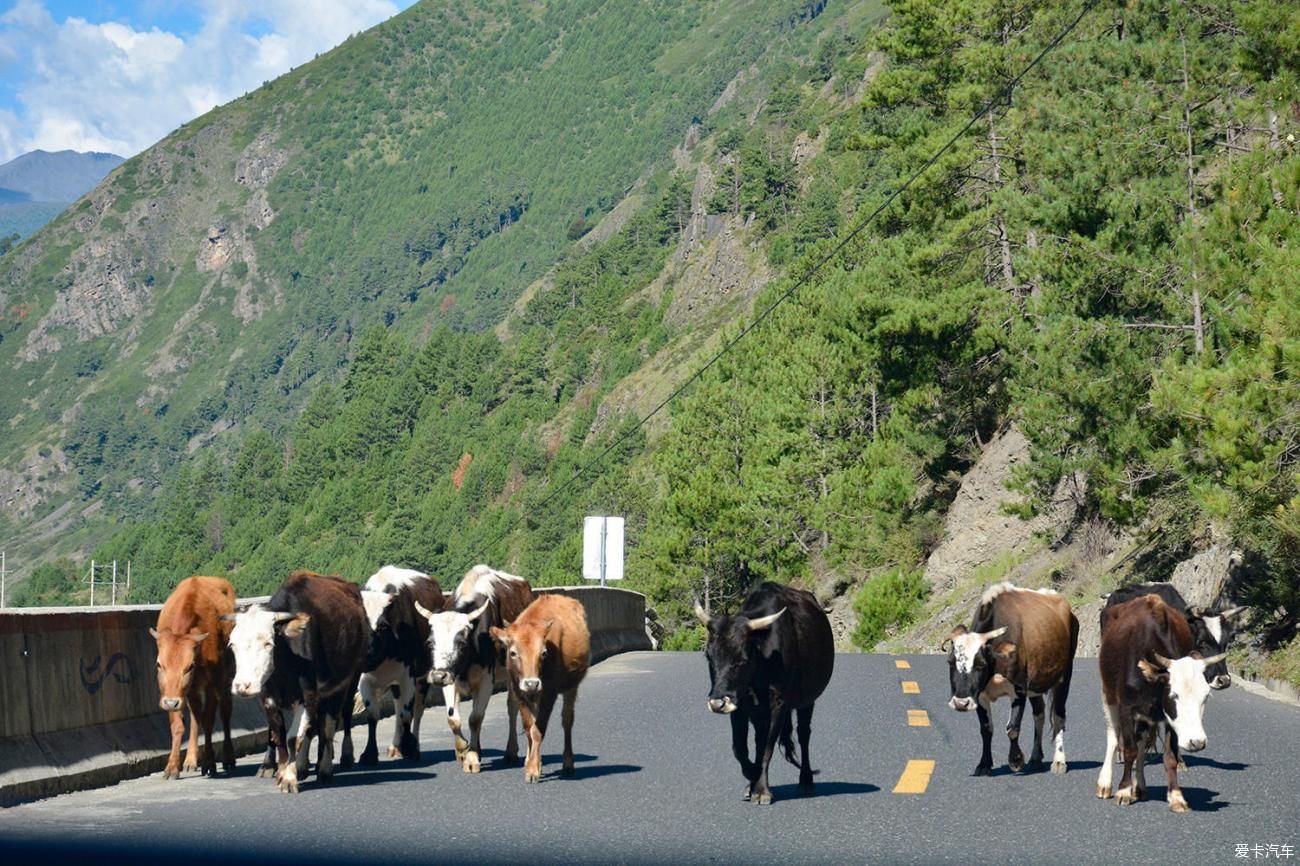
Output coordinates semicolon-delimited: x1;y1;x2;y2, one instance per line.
779;715;799;770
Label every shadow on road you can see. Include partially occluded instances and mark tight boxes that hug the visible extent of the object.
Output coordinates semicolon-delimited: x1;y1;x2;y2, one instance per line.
770;781;880;799
1146;785;1230;812
1184;755;1249;772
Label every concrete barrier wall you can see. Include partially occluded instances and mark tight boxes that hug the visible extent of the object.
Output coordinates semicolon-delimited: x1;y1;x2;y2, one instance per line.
0;585;650;805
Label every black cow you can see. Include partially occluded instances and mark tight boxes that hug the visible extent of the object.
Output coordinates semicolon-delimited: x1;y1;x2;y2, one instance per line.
1096;594;1226;812
696;581;834;805
228;570;370;793
358;567;445;764
1103;583;1242;689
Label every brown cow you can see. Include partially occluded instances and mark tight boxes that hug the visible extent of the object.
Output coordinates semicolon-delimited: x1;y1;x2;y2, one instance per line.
150;575;237;779
1096;594;1225;811
943;582;1079;776
490;594;590;783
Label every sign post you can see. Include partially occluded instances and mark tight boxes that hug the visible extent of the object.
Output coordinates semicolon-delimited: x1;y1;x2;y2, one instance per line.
583;516;624;586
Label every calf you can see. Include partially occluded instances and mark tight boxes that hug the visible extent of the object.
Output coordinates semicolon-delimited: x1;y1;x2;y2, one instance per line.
413;564;533;772
358;566;444;764
228;570;369;793
697;581;834;805
150;576;237;779
1096;593;1225;811
490;594;591;782
1103;583;1242;689
943;582;1078;776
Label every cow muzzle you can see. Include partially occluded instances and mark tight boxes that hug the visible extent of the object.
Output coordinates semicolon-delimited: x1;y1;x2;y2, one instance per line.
1211;675;1231;690
159;697;182;712
949;696;975;712
1183;737;1207;753
232;682;259;697
428;670;452;687
519;677;542;695
707;696;737;714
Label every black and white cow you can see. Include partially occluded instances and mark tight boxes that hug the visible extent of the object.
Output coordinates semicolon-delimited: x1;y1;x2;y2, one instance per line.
228;570;369;793
1103;583;1242;689
412;564;534;773
358;566;445;764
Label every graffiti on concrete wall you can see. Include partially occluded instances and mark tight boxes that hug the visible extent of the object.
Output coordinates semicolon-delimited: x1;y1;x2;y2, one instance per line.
80;653;136;695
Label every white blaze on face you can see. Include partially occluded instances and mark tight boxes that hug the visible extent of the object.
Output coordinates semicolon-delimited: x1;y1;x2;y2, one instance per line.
1203;616;1223;645
229;607;279;696
1165;656;1213;748
361;590;394;630
951;632;987;675
428;610;473;672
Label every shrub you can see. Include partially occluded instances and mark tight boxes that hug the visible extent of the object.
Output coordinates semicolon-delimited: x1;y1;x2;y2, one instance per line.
850;568;928;650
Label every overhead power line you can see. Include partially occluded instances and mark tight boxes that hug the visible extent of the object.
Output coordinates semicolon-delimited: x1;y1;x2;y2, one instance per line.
478;0;1101;557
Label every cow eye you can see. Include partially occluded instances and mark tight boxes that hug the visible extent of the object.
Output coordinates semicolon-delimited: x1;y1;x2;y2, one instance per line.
509;648;518;658
156;662;163;670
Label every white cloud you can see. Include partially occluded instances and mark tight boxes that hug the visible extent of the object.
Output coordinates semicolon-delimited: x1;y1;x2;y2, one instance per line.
0;1;403;161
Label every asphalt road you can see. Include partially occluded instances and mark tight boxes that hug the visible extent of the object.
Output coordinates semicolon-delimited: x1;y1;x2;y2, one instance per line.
0;652;1295;865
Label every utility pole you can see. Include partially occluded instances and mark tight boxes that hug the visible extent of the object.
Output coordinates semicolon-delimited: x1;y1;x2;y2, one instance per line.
89;559;95;607
111;560;118;606
1;551;6;608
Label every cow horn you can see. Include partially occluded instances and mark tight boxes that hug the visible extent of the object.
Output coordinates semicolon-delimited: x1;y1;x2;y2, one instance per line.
148;627;160;639
272;612;297;623
693;598;709;626
188;632;210;643
1151;652;1173;669
465;599;491;623
980;626;1008;642
1200;652;1228;666
413;600;436;621
747;608;786;632
1218;606;1246;620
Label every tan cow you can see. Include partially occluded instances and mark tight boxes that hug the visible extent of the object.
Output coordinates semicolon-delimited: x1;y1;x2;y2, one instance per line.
150;575;237;779
490;594;590;783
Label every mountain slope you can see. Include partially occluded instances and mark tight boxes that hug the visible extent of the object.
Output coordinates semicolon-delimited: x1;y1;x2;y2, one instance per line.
0;0;877;570
0;150;125;202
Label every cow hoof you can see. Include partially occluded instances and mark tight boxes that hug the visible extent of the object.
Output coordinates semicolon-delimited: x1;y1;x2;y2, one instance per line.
973;764;993;777
464;753;481;773
1051;759;1067;775
338;755;354;771
1115;788;1134;806
741;785;753;801
387;746;402;759
1028;758;1044;772
182;759;198;774
754;791;773;805
1177;759;1187;771
1008;756;1024;773
222;761;236;775
1169;792;1189;813
526;769;541;784
503;752;519;766
256;766;274;779
1096;783;1112;799
799;781;815;795
359;749;379;767
162;767;179;780
562;763;575;777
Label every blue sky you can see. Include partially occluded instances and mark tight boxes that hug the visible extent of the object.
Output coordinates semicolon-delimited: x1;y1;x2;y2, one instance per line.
0;1;418;162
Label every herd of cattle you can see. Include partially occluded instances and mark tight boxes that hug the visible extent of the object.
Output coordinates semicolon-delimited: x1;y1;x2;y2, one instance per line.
692;579;1239;811
151;565;588;792
150;566;1242;811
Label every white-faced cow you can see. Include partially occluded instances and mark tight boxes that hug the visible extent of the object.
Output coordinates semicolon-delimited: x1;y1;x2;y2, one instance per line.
1096;593;1225;812
413;564;534;773
943;582;1078;776
1103;583;1242;690
490;593;591;783
697;581;834;805
228;570;370;793
358;566;444;764
150;575;237;779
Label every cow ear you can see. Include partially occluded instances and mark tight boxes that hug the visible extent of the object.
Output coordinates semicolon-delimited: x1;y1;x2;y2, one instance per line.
542;619;555;637
280;613;312;657
148;627;160;639
939;638;953;653
1137;659;1168;683
488;626;507;647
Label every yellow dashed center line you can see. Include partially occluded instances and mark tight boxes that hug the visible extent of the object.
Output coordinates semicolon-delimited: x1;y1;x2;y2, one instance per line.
895;659;911;669
907;709;930;727
901;680;920;695
893;759;936;794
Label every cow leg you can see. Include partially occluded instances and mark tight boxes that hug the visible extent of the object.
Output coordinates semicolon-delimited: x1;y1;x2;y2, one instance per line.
358;674;381;766
752;701;787;805
393;674;419;760
1164;725;1189;813
518;698;543;783
1049;664;1073;774
1028;695;1046;770
1133;719;1154;802
164;707;184;780
796;703;815;795
412;676;430;752
183;695;201;774
443;682;469;762
339;675;358;770
219;683;236;773
504;688;521;766
974;695;995;776
463;674;492;773
290;699;315;792
561;687;578;777
732;709;757;798
1096;699;1119;799
1006;689;1027;772
317;708;338;785
258;702;281;779
1114;709;1139;806
198;686;219;776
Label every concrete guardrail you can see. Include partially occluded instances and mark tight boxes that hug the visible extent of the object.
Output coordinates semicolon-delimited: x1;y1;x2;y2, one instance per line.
0;584;651;806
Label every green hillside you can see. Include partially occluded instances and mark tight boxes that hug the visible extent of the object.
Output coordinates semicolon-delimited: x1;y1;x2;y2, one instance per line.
0;0;870;549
